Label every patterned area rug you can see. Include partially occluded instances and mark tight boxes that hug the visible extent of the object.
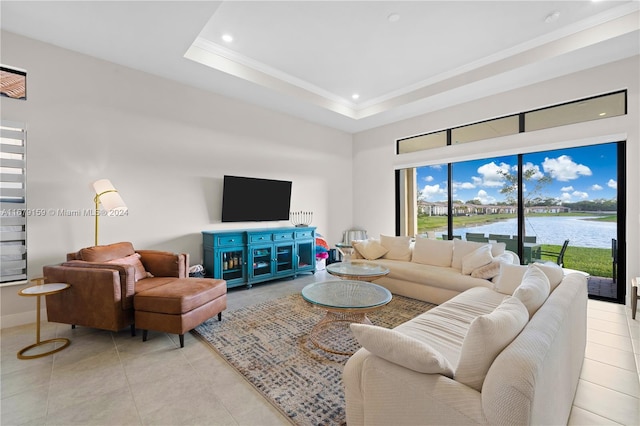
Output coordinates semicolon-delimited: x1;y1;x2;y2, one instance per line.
193;292;436;426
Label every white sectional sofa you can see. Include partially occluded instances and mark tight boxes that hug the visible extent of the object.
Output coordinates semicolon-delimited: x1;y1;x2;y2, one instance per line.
351;235;518;304
344;263;588;425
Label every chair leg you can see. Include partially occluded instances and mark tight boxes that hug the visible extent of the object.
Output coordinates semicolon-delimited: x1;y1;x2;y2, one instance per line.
179;334;184;348
632;286;638;320
142;329;148;342
130;324;136;337
71;325;75;329
218;312;222;321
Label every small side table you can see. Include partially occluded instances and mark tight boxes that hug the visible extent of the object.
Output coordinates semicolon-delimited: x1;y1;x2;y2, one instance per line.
335;243;355;262
17;281;71;359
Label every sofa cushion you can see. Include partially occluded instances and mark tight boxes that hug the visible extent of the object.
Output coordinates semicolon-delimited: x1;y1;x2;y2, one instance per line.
350;323;454;376
411;238;453;267
78;241;135;262
455;296;529;391
513;265;550;317
380;235;412;261
353;239;388;260
106;253;151;282
452;240;505;270
494;262;563;295
461;245;493;275
368;259;493;293
393;287;506;368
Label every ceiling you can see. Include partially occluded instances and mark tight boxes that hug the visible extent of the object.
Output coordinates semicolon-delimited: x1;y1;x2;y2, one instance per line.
1;1;639;133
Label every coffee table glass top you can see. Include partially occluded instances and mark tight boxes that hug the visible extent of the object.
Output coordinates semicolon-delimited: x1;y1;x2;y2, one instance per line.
326;261;390;278
302;280;392;310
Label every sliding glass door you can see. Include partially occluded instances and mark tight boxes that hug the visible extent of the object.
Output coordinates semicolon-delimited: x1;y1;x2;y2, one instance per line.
400;141;625;303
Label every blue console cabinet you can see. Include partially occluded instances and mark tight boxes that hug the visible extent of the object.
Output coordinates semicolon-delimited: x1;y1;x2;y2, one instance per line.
202;227;316;288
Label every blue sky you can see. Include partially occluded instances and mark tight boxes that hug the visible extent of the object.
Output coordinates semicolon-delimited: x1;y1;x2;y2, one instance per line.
417;143;618;204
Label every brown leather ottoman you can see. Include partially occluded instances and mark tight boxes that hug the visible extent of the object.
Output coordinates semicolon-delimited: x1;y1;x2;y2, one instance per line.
134;278;227;347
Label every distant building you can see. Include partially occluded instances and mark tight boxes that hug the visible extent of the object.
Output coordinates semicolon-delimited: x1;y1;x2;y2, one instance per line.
525;206;571;213
418;201;566;215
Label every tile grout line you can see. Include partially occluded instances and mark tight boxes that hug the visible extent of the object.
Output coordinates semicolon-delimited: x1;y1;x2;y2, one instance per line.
112;330;145;426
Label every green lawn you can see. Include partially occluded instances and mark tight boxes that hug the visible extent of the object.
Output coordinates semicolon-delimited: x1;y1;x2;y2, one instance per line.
536;244;612;277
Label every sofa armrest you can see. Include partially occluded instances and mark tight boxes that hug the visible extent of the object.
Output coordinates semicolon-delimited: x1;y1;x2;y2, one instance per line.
344;349;485;426
61;260;136;309
43;264;134;331
136;250;188;278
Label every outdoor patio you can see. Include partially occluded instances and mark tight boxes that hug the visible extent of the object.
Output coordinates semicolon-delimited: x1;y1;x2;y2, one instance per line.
588;276;617;299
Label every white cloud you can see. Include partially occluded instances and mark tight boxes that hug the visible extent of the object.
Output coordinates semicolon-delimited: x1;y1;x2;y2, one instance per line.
590;184;603;191
472;176;482;185
476;161;510;187
521;162;544;179
453;181;475;189
542;155;592;181
421;184;447;200
561;186;574;192
608;179;617;189
572;191;589;199
561;192;572;201
474;189;497;205
424;175;434;182
429;165;443;170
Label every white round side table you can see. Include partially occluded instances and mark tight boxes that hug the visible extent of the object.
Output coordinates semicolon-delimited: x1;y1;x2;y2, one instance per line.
17;280;71;360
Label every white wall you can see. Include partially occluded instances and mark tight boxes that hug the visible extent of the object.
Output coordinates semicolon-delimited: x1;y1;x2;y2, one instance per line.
353;55;639;306
0;31;354;327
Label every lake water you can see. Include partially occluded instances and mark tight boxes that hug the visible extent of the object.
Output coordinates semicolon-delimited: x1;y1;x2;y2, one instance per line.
436;216;616;249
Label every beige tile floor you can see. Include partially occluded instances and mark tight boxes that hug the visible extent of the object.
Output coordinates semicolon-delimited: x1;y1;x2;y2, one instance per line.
1;271;638;426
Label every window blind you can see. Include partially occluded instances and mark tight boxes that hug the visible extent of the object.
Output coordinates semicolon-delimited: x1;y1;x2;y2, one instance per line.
1;120;27;284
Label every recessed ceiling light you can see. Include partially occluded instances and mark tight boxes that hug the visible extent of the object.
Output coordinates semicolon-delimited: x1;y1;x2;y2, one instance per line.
544;11;560;24
599;112;607;116
352;94;360;100
222;34;233;43
387;13;400;23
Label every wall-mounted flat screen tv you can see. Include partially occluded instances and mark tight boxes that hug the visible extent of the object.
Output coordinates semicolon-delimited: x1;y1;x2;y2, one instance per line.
221;175;292;222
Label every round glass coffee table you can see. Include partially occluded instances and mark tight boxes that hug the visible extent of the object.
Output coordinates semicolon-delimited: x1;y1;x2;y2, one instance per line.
301;280;392;355
326;261;390;282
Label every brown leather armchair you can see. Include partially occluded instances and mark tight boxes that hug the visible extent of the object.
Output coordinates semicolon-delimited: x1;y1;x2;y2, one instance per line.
43;242;189;335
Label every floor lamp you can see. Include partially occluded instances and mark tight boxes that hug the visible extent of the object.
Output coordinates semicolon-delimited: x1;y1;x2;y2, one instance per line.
92;179;127;246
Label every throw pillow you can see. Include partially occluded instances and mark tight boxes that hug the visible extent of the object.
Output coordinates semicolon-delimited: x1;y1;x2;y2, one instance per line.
493;263;528;295
472;253;514;280
411;238;454;267
451;239;486;270
106;253;150;282
353;239;388;260
455;296;529;391
490;241;507;257
532;261;564;292
348;240;365;259
350;324;454;376
380;235;412;261
471;260;502;280
513;265;550;318
461;245;493;275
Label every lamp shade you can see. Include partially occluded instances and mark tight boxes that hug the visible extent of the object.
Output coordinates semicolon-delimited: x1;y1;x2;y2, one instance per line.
92;179;127;213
